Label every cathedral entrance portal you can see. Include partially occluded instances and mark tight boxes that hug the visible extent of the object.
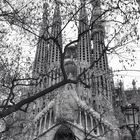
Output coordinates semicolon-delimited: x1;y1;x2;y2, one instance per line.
53;125;76;140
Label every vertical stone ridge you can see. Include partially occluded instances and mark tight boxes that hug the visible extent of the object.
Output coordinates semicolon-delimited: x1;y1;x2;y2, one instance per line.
33;2;49;76
90;0;112;107
48;1;62;66
78;0;91;65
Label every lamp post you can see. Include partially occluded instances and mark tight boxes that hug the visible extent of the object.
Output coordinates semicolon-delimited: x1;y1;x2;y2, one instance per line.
121;103;139;140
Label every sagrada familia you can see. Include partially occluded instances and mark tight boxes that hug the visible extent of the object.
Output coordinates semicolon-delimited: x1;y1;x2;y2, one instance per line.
21;0;121;139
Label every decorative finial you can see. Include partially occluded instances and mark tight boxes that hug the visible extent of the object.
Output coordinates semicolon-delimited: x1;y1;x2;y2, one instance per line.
43;2;49;19
132;79;136;90
54;0;62;5
119;80;123;87
43;2;49;9
132;79;136;86
80;0;85;4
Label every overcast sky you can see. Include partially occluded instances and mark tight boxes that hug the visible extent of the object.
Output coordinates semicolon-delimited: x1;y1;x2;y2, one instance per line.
2;0;140;89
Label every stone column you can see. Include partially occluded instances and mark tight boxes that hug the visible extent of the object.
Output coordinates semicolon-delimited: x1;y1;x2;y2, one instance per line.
79;110;82;126
96;120;99;136
43;114;47;132
39;118;42;135
33;122;38;138
90;116;93;131
85;112;88;130
48;109;52;128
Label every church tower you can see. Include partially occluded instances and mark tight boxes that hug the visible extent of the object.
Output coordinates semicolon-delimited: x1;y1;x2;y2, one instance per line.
47;1;63;86
78;0;91;65
48;1;62;66
27;0;120;140
33;3;49;76
91;0;112;110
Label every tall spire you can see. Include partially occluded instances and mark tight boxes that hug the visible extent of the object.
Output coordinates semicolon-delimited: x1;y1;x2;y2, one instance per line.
48;1;62;66
78;0;91;66
33;2;49;76
91;0;107;71
90;0;104;36
90;0;102;24
90;0;111;102
119;80;127;106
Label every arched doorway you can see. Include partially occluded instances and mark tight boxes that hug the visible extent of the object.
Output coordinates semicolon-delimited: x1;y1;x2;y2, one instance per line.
53;125;76;140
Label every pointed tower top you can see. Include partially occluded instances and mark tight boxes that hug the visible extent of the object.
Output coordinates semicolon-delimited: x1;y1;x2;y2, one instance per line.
42;2;49;22
132;79;136;90
54;0;62;5
53;0;61;19
90;0;105;35
78;0;91;63
90;0;100;6
132;79;136;85
43;2;49;9
80;0;86;4
33;2;49;76
79;0;88;22
48;0;62;65
119;80;123;88
90;0;102;20
39;2;49;37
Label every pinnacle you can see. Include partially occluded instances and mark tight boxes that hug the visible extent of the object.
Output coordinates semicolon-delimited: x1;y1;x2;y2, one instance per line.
54;0;62;5
80;0;86;4
43;2;49;9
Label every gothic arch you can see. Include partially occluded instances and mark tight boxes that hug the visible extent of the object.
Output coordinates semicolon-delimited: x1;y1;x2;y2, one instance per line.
53;125;76;140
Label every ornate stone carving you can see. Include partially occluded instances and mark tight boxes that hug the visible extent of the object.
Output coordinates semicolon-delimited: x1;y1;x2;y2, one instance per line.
55;84;78;122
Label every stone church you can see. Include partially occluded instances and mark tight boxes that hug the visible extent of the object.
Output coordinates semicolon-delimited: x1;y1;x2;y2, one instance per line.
24;0;120;139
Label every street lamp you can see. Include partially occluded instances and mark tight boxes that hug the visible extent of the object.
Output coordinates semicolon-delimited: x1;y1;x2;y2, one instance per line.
121;103;139;140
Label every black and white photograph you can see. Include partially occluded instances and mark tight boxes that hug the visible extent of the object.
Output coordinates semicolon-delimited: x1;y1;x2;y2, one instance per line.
0;0;140;139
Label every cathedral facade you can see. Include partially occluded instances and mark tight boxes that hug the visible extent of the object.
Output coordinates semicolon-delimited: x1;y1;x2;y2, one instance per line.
26;0;120;139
